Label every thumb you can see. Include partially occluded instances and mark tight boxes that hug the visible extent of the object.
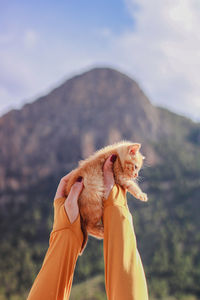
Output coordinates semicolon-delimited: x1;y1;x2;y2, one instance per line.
103;154;117;174
69;177;84;201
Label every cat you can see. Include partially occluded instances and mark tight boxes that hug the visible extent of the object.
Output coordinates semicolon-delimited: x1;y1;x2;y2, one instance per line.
65;141;148;252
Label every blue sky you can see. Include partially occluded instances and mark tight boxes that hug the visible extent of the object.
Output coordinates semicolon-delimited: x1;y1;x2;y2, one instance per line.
1;1;133;35
1;0;200;121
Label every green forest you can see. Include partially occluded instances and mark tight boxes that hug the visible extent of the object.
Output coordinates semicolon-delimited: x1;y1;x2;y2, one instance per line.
0;137;200;300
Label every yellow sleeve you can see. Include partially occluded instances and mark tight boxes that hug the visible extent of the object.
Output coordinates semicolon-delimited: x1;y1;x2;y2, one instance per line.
27;197;83;300
103;185;149;300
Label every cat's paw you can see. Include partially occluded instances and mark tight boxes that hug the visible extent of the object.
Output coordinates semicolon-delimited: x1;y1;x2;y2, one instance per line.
138;192;148;202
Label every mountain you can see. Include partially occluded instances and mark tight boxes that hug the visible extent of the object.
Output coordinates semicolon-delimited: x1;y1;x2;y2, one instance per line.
0;67;196;194
0;67;200;300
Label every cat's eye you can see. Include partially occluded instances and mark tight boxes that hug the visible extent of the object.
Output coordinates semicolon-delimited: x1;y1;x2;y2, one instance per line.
135;165;138;170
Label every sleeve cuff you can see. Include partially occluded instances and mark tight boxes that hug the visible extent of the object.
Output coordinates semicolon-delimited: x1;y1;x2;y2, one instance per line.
104;184;127;208
52;197;83;247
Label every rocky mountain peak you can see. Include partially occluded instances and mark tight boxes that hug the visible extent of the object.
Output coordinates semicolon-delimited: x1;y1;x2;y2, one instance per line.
0;67;195;193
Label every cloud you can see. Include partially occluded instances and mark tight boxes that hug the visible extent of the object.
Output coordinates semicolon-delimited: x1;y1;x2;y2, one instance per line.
96;27;113;38
0;31;40;115
0;1;200;121
110;0;200;120
0;33;15;45
23;29;39;49
0;27;98;116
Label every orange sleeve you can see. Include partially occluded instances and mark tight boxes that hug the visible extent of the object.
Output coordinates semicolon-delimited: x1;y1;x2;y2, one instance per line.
103;184;149;300
27;197;83;300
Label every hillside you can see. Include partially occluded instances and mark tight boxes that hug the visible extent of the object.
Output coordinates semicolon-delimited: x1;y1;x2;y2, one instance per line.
0;67;200;300
0;68;195;194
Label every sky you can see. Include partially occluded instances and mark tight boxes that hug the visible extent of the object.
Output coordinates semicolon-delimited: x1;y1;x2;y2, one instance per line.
0;0;200;121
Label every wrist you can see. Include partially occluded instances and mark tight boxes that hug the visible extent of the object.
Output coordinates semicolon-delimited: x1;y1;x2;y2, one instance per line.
104;183;114;199
104;184;127;208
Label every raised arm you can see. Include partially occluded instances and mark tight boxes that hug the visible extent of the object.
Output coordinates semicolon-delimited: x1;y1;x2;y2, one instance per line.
103;156;149;300
27;175;83;300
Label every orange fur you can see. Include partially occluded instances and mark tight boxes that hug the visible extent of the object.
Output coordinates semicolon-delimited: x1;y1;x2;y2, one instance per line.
65;141;147;252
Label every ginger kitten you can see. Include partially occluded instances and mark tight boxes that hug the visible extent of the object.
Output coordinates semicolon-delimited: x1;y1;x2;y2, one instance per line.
65;141;148;252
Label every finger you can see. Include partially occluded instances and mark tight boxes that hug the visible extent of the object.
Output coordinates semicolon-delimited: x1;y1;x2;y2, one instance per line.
54;172;73;199
55;170;76;198
60;170;76;183
55;177;69;195
68;178;84;202
103;154;117;173
57;180;66;191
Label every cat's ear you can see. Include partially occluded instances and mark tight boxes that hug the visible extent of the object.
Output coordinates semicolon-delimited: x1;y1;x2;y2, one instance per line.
128;143;141;155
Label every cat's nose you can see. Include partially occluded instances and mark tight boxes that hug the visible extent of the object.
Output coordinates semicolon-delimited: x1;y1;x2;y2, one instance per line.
134;173;137;178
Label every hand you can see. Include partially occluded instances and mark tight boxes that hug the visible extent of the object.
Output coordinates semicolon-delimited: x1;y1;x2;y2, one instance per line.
54;171;75;200
103;154;117;199
54;172;84;223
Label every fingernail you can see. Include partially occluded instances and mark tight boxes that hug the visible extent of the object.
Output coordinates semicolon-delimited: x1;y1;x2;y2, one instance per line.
110;154;117;163
76;176;83;182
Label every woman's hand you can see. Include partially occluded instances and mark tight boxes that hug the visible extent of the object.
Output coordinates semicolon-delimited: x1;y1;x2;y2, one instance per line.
54;172;84;223
103;154;117;199
54;153;116;223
